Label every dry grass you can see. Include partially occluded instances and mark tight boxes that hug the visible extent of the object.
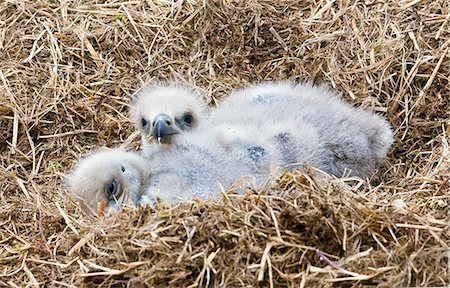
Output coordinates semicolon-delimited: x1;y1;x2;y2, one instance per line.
0;0;449;287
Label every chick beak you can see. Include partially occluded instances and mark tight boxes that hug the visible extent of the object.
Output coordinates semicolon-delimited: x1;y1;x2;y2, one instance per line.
151;114;179;144
97;200;107;217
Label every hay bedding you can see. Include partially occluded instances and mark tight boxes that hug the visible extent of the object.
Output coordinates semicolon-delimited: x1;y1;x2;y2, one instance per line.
0;0;448;286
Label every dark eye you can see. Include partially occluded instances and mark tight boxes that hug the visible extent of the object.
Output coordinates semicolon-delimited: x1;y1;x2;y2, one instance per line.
121;166;125;172
141;118;148;128
105;179;119;199
183;114;193;125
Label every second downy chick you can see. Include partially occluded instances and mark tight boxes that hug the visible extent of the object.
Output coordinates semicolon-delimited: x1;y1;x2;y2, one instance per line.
129;80;206;157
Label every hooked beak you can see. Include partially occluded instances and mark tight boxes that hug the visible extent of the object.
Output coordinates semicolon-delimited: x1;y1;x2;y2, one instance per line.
97;191;129;217
151;114;179;144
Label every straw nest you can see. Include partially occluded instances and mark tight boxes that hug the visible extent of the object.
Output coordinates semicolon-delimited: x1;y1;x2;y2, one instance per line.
0;0;448;287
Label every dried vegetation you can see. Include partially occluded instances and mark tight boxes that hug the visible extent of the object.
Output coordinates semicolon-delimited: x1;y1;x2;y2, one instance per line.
0;0;449;287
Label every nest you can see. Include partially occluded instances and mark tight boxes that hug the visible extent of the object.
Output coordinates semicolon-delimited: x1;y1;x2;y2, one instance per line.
0;0;448;287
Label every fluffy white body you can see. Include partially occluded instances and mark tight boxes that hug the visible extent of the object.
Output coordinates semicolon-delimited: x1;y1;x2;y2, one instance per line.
209;81;394;177
138;120;329;205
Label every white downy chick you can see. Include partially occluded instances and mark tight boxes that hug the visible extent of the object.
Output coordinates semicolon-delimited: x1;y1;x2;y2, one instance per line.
66;148;147;215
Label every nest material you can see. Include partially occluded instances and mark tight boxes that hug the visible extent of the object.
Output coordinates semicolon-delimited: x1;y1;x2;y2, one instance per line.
0;0;449;287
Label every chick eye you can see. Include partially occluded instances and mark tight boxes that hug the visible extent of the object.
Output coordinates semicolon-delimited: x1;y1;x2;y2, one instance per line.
105;179;120;199
121;166;125;172
183;114;193;125
141;118;148;128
